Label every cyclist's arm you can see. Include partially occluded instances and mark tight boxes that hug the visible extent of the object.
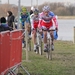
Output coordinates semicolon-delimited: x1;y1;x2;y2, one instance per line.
30;14;34;29
38;13;43;29
52;16;58;31
50;11;58;31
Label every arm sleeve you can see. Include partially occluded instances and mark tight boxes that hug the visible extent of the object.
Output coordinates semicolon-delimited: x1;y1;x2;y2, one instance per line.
50;11;58;29
38;13;42;28
26;13;30;23
53;16;58;29
30;14;34;29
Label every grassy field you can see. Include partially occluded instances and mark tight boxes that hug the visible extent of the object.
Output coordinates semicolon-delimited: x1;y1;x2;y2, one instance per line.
20;40;75;75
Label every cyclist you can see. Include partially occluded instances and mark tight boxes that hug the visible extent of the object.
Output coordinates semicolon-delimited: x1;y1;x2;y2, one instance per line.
20;6;31;48
20;6;29;29
0;17;12;32
39;6;58;52
30;8;39;52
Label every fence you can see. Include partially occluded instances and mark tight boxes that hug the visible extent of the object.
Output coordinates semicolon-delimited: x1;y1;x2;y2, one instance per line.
0;31;10;75
0;29;30;75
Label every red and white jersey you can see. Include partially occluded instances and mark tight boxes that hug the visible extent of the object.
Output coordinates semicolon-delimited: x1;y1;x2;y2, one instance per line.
30;14;39;29
39;12;58;29
52;15;58;29
39;12;53;29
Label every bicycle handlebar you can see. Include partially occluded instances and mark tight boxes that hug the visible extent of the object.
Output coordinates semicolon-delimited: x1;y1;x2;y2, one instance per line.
48;29;55;32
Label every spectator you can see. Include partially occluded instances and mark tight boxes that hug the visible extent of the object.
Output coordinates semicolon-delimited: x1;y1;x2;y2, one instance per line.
7;11;15;29
0;19;1;25
0;17;12;32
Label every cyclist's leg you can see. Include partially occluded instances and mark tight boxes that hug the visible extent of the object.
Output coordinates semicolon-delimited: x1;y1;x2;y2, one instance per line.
49;26;54;50
27;23;31;51
22;22;25;29
32;29;37;51
26;22;31;38
22;22;26;48
26;19;31;37
42;26;48;52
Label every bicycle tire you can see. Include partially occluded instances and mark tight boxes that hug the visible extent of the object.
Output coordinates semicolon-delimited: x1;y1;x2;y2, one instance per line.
46;39;52;60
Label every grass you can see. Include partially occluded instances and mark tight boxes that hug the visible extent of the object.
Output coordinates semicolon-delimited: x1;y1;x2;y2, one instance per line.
20;40;75;75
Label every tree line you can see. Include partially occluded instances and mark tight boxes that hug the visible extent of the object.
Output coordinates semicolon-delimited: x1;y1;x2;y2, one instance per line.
0;2;75;17
38;2;75;16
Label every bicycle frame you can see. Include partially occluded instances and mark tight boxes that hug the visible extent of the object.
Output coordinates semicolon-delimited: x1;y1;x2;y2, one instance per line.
46;31;52;60
37;31;43;55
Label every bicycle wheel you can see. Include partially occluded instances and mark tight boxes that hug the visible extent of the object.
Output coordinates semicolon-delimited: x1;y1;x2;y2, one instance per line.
38;34;42;55
46;39;52;60
37;32;42;55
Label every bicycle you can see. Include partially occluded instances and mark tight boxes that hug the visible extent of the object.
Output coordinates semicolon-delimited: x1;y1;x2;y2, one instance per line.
36;29;55;60
36;30;43;55
22;22;31;51
26;23;31;51
46;29;55;60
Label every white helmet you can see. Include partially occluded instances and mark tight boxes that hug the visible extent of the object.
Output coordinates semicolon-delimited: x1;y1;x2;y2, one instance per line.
31;6;35;11
42;6;50;12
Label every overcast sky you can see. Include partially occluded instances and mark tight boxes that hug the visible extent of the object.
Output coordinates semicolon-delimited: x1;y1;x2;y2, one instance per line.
1;0;75;6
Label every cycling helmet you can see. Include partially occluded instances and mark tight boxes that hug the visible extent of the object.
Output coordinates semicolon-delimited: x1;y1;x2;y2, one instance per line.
42;6;50;12
21;6;27;13
33;9;39;15
31;6;35;11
